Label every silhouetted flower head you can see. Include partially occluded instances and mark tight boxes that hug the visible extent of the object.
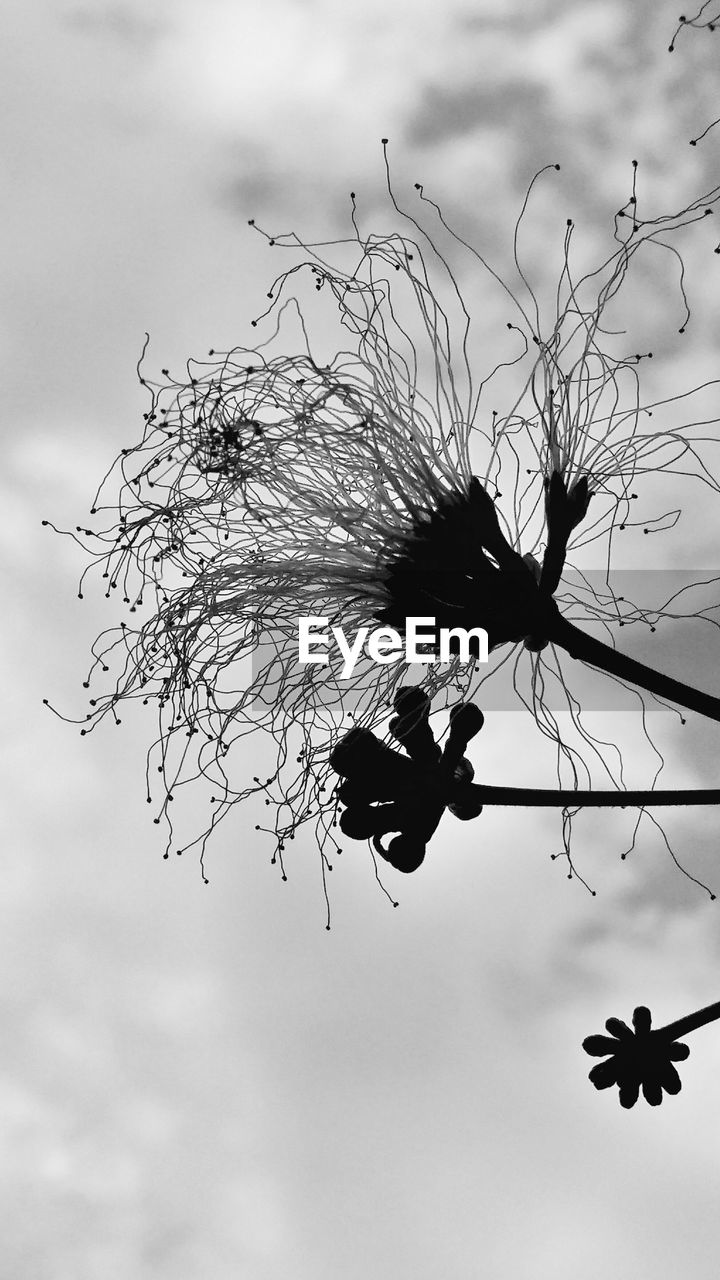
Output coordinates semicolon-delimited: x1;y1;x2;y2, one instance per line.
583;1005;690;1107
61;159;720;887
330;685;485;872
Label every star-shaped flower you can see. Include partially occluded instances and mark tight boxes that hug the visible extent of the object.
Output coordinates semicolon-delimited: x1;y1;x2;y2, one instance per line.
582;1005;690;1107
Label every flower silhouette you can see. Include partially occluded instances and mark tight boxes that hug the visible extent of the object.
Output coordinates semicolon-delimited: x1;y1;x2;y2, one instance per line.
56;159;720;879
330;686;485;873
583;1005;690;1107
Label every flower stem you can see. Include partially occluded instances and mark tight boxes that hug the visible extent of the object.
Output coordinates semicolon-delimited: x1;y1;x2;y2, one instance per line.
550;614;720;723
470;784;720;808
656;1000;720;1042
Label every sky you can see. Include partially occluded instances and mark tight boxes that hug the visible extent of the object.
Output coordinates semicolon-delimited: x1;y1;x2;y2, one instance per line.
4;1;720;1277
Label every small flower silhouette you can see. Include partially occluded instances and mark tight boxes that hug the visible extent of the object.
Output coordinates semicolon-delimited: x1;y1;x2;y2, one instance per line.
583;1005;690;1107
330;686;485;873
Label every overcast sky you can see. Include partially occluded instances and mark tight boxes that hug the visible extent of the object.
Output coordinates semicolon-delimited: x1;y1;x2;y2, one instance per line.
5;2;720;1277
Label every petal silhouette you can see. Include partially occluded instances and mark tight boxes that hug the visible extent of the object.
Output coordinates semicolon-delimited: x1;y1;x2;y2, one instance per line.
589;1059;620;1090
583;1034;623;1057
605;1017;633;1041
641;1073;663;1106
661;1063;683;1095
632;1006;652;1035
618;1077;641;1109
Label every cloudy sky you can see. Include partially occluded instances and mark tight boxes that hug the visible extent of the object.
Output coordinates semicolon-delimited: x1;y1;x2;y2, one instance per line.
5;1;720;1276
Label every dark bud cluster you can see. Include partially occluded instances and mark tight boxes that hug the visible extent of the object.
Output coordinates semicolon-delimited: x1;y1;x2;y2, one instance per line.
329;685;485;873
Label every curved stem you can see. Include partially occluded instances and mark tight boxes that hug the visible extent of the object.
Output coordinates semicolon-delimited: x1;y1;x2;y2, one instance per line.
549;613;720;724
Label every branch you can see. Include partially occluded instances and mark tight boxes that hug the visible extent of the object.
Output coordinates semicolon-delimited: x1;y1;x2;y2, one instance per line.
468;783;720;809
550;613;720;724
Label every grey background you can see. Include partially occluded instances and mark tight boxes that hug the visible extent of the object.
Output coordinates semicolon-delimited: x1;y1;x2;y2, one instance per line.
4;2;720;1277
